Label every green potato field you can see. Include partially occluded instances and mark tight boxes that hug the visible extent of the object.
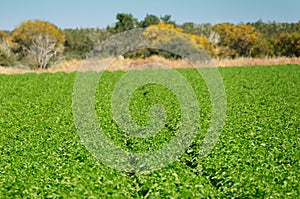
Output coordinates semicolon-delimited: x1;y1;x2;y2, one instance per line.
0;65;299;198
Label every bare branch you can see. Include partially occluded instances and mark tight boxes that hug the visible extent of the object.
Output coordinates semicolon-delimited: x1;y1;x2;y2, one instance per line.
26;34;61;69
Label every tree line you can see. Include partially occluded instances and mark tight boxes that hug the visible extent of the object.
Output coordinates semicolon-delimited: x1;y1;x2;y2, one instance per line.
0;13;299;68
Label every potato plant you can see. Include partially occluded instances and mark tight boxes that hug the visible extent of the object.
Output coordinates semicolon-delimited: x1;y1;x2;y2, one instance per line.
0;65;299;198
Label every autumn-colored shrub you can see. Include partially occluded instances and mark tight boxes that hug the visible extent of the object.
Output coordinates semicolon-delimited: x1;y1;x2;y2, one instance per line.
11;20;65;68
277;32;300;57
142;22;215;58
215;23;261;58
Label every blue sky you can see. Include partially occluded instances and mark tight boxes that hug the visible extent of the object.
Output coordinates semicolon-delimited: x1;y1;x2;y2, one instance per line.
1;0;299;30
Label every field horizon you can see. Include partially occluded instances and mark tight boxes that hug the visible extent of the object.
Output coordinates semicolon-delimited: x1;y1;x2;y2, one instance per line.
0;56;300;75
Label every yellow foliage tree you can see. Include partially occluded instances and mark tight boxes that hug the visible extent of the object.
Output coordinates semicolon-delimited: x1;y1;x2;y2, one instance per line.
12;20;65;47
11;20;65;68
143;22;183;45
143;21;215;57
188;34;216;56
215;23;260;58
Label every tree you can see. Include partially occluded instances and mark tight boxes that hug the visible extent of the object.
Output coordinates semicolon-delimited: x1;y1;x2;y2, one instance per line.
160;15;175;25
251;20;300;39
139;14;160;28
113;13;138;33
26;34;61;69
252;36;275;57
0;30;10;40
63;28;109;59
11;20;65;68
0;31;15;66
143;22;215;58
215;23;260;58
182;22;195;32
182;23;219;45
277;32;300;57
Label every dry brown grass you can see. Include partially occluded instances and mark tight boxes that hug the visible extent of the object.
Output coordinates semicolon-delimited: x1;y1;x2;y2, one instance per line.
1;56;299;75
214;57;300;67
0;66;34;75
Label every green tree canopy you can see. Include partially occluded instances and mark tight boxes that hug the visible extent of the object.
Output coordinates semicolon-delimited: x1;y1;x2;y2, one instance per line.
139;14;160;28
113;13;138;33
